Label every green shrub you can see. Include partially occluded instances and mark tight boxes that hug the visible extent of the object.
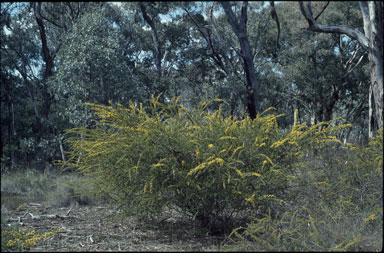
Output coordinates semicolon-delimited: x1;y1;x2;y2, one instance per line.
64;95;350;234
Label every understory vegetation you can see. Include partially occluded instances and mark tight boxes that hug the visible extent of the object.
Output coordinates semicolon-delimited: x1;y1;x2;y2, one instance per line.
61;96;382;251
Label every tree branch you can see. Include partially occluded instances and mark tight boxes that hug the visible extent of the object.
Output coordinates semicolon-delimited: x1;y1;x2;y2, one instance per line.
358;1;370;38
270;1;281;56
298;1;369;49
314;1;330;21
184;7;229;75
220;2;241;34
220;1;247;57
138;2;162;78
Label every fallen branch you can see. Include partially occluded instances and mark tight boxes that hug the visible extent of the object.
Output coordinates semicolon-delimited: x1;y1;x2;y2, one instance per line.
7;212;79;222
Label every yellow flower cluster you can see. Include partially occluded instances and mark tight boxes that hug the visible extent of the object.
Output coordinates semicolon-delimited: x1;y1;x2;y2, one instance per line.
363;213;376;224
4;228;61;250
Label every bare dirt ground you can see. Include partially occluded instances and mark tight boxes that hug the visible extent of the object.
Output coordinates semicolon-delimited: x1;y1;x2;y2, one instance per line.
4;202;224;252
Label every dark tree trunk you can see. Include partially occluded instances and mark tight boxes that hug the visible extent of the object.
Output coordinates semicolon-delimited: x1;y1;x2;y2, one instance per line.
6;90;15;168
221;1;259;119
139;3;163;80
100;74;109;105
35;2;54;120
0;120;2;167
325;86;340;122
33;2;57;171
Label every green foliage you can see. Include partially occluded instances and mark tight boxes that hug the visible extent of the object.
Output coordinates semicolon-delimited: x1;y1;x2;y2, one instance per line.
64;96;349;234
51;5;135;127
1;2;371;170
340;129;383;210
1;2;380;248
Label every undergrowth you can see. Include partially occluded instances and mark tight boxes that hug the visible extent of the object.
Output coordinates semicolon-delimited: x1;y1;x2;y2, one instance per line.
63;94;377;244
221;129;383;251
1;95;382;251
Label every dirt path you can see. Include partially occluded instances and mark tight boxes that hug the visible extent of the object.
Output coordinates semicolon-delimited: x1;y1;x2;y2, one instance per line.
5;202;222;251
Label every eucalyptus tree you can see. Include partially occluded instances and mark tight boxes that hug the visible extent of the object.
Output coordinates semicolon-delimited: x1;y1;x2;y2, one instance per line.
221;1;282;119
51;3;137;127
118;2;181;99
0;41;26;167
274;1;369;140
1;3;50;170
107;2;192;102
1;2;93;170
138;2;165;82
298;1;383;137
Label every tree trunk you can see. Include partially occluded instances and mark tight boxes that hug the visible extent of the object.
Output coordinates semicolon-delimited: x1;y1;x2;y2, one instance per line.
59;137;66;163
0;120;2;167
365;2;383;137
221;1;259;119
34;2;58;170
139;3;163;80
324;86;340;122
35;2;54;120
100;74;109;105
6;92;15;168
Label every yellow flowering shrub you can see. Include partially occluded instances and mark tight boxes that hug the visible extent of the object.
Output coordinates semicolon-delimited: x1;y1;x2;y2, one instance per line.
64;95;348;234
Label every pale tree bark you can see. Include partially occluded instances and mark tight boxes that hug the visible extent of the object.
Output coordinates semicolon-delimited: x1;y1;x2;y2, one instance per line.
221;1;259;119
363;2;383;138
299;1;383;137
